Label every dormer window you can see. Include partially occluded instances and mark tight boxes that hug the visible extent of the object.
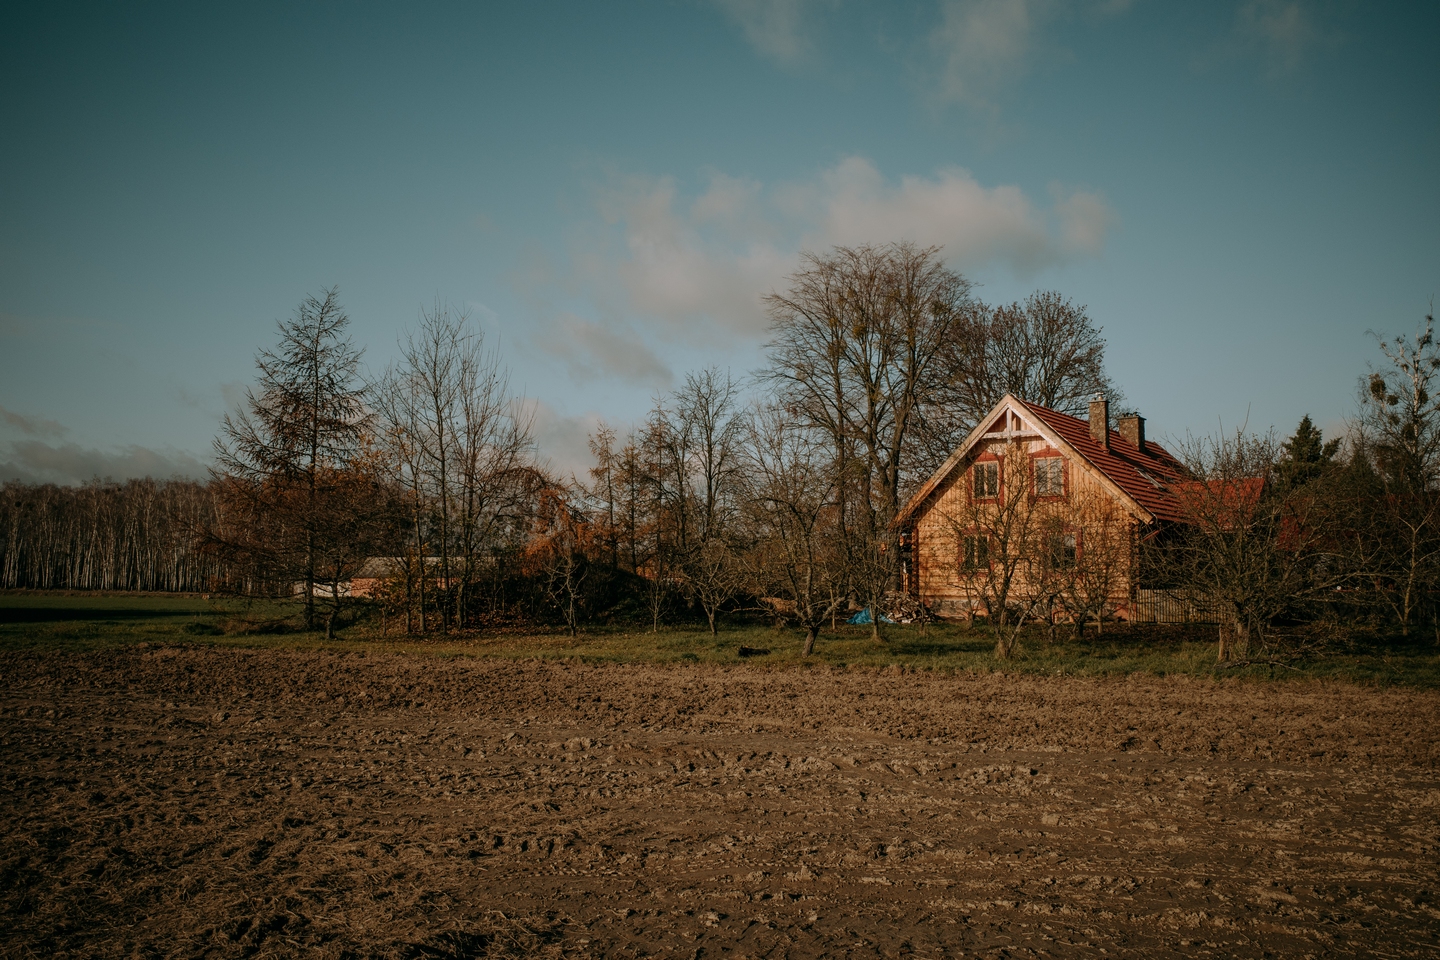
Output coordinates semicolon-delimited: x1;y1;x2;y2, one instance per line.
973;460;999;499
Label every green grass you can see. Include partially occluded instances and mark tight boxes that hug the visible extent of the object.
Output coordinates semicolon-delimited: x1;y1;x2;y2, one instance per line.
3;591;1439;688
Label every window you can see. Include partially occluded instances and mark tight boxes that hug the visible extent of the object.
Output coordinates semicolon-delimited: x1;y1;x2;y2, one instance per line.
964;535;990;571
973;460;999;499
1034;457;1064;497
1048;532;1077;569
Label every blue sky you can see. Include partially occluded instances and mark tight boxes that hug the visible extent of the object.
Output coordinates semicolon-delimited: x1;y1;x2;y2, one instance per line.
1;0;1436;483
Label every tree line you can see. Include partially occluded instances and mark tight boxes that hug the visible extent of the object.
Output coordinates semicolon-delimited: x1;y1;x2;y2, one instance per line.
1153;308;1440;661
189;243;1124;640
0;478;223;591
3;243;1437;662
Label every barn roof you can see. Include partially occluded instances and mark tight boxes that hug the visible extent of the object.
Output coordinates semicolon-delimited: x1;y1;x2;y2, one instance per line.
897;394;1190;526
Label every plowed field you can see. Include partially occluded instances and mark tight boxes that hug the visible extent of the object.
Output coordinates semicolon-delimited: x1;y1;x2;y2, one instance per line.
2;646;1437;958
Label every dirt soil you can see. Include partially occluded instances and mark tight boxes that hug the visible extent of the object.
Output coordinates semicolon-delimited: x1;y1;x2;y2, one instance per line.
2;647;1438;959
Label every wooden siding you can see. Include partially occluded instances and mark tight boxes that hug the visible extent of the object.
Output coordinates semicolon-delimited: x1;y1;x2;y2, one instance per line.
910;429;1146;619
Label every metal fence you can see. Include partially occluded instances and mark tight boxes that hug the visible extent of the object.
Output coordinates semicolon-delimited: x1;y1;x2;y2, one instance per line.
1129;589;1234;625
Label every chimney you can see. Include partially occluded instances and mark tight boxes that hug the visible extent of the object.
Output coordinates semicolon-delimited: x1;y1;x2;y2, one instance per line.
1088;395;1110;450
1118;414;1146;451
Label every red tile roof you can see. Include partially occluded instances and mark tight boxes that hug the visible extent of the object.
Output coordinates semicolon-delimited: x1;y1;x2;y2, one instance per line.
1016;399;1189;523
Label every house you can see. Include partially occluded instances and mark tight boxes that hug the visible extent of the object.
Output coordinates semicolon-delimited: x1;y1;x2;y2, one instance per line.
896;394;1189;621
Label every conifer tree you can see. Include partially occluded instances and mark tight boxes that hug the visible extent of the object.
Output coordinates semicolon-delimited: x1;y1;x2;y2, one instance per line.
213;288;372;630
1277;415;1340;490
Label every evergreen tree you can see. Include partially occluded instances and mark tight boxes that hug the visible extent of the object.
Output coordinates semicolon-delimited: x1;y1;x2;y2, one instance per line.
1277;415;1340;489
213;288;373;630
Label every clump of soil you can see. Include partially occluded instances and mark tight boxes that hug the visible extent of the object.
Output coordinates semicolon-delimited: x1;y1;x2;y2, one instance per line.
1;647;1437;958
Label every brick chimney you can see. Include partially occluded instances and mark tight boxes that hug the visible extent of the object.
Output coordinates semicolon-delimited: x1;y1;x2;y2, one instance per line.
1118;414;1146;451
1088;395;1110;450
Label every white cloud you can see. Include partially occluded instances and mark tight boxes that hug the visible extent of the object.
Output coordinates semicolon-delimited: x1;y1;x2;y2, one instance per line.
545;311;675;388
526;157;1115;391
1051;182;1115;256
788;156;1062;268
713;0;818;65
0;405;210;485
922;0;1137;110
525;399;607;483
589;157;1112;327
690;172;769;238
928;0;1053;109
587;171;793;338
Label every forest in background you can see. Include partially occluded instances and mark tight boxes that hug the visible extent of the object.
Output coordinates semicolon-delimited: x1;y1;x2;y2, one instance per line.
3;243;1438;664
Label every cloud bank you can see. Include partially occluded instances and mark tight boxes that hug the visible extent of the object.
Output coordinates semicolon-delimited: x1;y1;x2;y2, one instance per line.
0;405;210;486
0;404;68;439
526;399;607;483
0;439;211;486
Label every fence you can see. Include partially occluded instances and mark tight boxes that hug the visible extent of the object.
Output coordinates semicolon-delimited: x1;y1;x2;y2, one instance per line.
1129;588;1233;625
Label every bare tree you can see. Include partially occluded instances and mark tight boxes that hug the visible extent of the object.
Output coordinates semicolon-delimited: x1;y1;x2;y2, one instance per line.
212;288;371;628
588;424;621;569
616;435;648;576
640;404;683;631
371;368;431;632
584;422;655;578
394;302;463;631
763;242;974;632
741;404;849;656
524;482;593;637
0;479;223;592
454;329;535;625
919;292;1121;470
306;451;407;638
1352;308;1440;637
379;301;533;632
673;368;746;632
1053;490;1133;639
1167;428;1352;662
687;537;746;635
675;368;744;545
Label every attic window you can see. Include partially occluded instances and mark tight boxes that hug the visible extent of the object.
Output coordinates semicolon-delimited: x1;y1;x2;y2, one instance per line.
973;461;999;499
1034;457;1064;496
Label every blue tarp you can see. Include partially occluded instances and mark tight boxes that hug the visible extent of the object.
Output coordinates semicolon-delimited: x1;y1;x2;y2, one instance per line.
846;608;895;625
